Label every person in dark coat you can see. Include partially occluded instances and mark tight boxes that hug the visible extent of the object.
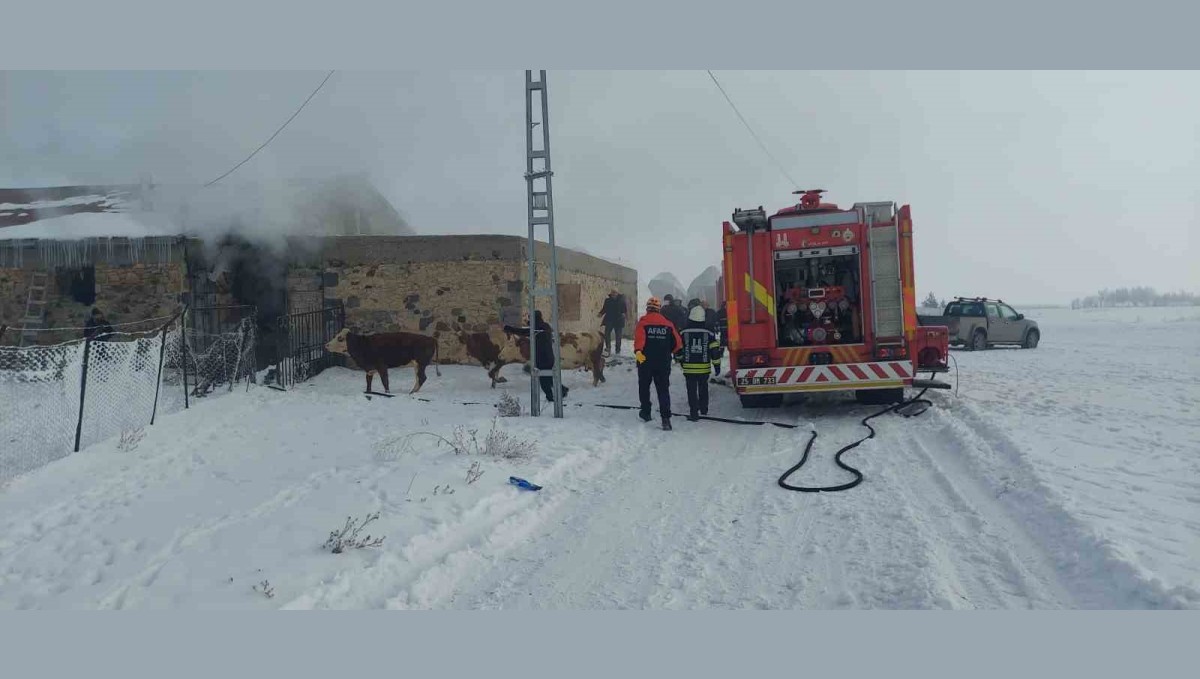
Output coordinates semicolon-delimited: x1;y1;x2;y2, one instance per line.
716;301;729;350
679;305;723;421
634;296;683;430
661;295;687;332
504;310;568;403
83;308;114;341
597;289;627;356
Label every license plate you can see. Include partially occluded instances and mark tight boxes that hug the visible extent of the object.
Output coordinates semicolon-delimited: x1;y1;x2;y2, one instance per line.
737;376;777;386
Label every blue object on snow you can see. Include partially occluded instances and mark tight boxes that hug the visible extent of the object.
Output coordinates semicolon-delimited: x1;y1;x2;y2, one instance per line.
509;476;542;491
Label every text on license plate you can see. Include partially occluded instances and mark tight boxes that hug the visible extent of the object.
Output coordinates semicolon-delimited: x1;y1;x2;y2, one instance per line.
737;376;777;386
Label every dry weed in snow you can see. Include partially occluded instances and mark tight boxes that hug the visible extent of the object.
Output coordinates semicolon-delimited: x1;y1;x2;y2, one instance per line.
466;460;484;485
403;418;535;461
497;391;522;417
324;512;386;554
118;427;146;452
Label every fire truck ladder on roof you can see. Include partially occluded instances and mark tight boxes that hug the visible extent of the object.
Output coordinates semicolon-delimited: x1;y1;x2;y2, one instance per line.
858;202;905;343
18;271;50;347
524;69;564;418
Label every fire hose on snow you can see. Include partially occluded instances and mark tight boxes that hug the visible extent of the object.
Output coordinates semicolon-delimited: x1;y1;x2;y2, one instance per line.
367;365;955;494
776;378;936;493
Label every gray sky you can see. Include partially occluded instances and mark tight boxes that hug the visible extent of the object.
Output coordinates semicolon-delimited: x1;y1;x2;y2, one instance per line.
2;70;1197;304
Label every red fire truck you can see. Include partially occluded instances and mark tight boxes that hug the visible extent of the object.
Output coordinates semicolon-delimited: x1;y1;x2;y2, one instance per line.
721;190;950;408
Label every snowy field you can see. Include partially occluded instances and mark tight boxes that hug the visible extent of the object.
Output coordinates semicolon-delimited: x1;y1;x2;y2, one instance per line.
0;306;1196;609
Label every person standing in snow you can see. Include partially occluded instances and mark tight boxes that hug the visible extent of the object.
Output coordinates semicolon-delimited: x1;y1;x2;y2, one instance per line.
504;310;569;404
597;289;627;356
679;305;723;421
661;294;687;333
634;296;682;430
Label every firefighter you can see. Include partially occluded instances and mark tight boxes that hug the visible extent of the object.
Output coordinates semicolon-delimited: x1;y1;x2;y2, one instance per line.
679;305;723;421
634;296;682;431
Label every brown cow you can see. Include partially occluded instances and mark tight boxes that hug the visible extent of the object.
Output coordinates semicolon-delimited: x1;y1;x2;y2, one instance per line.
459;329;523;388
458;327;608;388
324;328;441;394
509;329;607;387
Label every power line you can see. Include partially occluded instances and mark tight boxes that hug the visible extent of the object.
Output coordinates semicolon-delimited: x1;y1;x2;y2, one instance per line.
203;70;336;188
706;70;800;190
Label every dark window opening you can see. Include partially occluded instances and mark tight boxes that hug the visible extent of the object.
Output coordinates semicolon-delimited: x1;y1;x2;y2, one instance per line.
56;266;96;306
774;254;862;347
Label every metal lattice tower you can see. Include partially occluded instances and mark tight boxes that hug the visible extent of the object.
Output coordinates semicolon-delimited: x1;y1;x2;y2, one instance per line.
524;70;564;418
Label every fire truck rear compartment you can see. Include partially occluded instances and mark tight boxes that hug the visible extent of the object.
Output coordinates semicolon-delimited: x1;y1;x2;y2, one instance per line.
774;250;862;348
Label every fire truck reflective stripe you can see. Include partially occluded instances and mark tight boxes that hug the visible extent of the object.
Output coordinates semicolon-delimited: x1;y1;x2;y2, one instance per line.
743;274;777;317
735;361;915;386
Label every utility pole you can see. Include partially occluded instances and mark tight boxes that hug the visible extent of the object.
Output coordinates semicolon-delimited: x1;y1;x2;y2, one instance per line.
524;70;563;418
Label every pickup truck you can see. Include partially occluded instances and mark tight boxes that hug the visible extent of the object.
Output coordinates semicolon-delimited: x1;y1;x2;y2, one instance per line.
917;297;1040;350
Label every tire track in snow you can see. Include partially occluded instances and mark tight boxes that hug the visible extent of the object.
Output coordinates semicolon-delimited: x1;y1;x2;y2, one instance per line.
279;416;645;610
438;410;796;609
926;398;1200;609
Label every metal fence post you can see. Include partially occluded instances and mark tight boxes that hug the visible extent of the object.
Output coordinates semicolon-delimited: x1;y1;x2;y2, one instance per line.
73;337;92;453
181;306;189;409
150;321;169;425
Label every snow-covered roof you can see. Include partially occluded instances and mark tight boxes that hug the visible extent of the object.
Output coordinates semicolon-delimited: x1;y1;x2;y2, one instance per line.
0;212;176;241
0;185;139;230
0;175;414;242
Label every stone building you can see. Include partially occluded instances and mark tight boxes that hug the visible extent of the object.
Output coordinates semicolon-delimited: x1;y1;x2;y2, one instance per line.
1;178;636;355
1;234;637;360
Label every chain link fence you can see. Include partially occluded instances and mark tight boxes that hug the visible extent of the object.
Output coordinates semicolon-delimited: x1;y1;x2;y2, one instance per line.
1;307;257;483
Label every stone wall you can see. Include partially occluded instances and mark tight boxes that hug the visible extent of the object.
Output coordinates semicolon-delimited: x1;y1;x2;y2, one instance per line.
313;235;637;365
0;237;189;345
322;260;517;364
526;263;637;338
0;267;31;343
94;262;187;326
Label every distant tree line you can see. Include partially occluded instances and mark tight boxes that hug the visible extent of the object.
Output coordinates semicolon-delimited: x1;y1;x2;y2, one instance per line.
1070;287;1199;309
921;292;943;308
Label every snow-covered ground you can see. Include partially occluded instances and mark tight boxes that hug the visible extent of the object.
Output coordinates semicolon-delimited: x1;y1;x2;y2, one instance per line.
0;306;1196;609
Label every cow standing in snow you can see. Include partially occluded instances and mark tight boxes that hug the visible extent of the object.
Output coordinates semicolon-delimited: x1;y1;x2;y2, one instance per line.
324;328;441;394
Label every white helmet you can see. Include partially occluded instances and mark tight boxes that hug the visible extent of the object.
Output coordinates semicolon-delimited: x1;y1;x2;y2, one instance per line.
688;306;707;322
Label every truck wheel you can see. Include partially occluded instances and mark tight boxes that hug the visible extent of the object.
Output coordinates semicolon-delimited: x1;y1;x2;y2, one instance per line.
856;388;904;405
740;393;783;409
970;329;987;351
1023;329;1040;349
